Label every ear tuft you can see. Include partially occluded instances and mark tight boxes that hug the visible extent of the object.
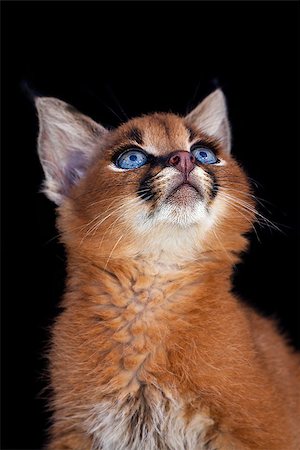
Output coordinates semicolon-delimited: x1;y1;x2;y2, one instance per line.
35;97;107;204
185;89;231;154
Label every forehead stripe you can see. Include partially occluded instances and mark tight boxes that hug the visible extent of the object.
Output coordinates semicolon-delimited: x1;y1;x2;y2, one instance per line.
186;125;198;142
157;116;172;140
126;127;144;146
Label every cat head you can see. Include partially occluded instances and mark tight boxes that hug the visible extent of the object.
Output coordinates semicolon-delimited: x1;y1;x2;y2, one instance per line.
36;90;254;263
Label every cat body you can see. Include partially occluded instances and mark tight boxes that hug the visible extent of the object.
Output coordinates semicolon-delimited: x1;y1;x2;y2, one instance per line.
35;90;300;449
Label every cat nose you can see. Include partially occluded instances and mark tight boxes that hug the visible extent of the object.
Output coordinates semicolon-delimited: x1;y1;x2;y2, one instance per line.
168;151;196;175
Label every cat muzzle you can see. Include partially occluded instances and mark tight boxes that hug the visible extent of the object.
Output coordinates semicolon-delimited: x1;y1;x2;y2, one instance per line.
168;151;196;177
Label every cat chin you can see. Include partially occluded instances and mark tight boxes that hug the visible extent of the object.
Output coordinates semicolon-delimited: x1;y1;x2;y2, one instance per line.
155;201;209;227
132;200;210;230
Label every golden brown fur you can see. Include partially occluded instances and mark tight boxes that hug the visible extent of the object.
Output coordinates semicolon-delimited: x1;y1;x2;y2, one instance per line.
35;90;300;449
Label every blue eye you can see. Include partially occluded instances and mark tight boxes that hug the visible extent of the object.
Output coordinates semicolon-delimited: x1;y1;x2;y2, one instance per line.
116;149;148;170
192;147;218;165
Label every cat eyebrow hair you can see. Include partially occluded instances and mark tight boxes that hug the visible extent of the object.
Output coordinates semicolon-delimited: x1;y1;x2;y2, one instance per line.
190;136;221;155
126;127;144;146
186;126;198;142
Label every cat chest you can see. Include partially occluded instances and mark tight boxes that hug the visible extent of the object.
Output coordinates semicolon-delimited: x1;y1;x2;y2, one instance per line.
85;389;214;450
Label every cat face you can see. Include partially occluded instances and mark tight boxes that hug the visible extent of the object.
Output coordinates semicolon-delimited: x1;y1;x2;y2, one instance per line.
36;90;254;261
107;114;222;229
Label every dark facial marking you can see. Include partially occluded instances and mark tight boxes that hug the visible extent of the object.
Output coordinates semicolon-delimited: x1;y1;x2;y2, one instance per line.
126;127;144;146
157;116;172;141
186;126;198;142
138;170;157;202
205;168;219;200
149;154;169;169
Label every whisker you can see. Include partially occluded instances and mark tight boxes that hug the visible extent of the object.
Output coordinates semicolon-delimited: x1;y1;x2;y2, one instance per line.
82;198;139;241
212;229;235;262
221;188;272;214
81;193;153;244
97;195;153;249
87;188;150;209
105;83;129;121
247;176;264;189
44;190;153;248
219;190;282;233
71;181;148;202
219;183;282;212
104;235;124;270
218;195;261;241
84;86;125;122
83;190;149;230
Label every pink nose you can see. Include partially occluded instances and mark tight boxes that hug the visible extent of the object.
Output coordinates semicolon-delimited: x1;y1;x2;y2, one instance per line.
168;151;195;175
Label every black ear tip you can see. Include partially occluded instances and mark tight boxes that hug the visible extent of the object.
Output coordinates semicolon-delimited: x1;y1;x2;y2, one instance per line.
20;80;43;103
210;78;222;90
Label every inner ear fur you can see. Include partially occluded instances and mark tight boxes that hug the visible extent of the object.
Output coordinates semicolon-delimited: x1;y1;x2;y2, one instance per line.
185;89;231;154
35;97;107;205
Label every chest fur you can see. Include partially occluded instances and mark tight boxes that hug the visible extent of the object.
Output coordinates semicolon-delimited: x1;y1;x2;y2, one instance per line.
85;388;214;450
69;262;217;448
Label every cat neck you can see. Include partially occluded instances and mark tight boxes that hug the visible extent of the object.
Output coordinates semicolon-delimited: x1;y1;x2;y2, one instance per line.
62;248;238;396
65;245;235;304
61;219;248;333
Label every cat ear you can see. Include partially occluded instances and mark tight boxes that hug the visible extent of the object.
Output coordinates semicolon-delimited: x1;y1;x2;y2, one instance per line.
185;89;231;154
35;97;107;204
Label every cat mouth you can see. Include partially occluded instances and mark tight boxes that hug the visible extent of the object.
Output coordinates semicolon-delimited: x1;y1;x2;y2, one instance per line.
166;181;200;204
172;180;199;194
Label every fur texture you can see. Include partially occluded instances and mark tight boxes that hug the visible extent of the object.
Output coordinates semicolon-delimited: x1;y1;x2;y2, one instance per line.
35;90;300;449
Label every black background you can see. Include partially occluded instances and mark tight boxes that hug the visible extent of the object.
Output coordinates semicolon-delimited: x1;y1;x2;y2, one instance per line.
2;2;299;449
